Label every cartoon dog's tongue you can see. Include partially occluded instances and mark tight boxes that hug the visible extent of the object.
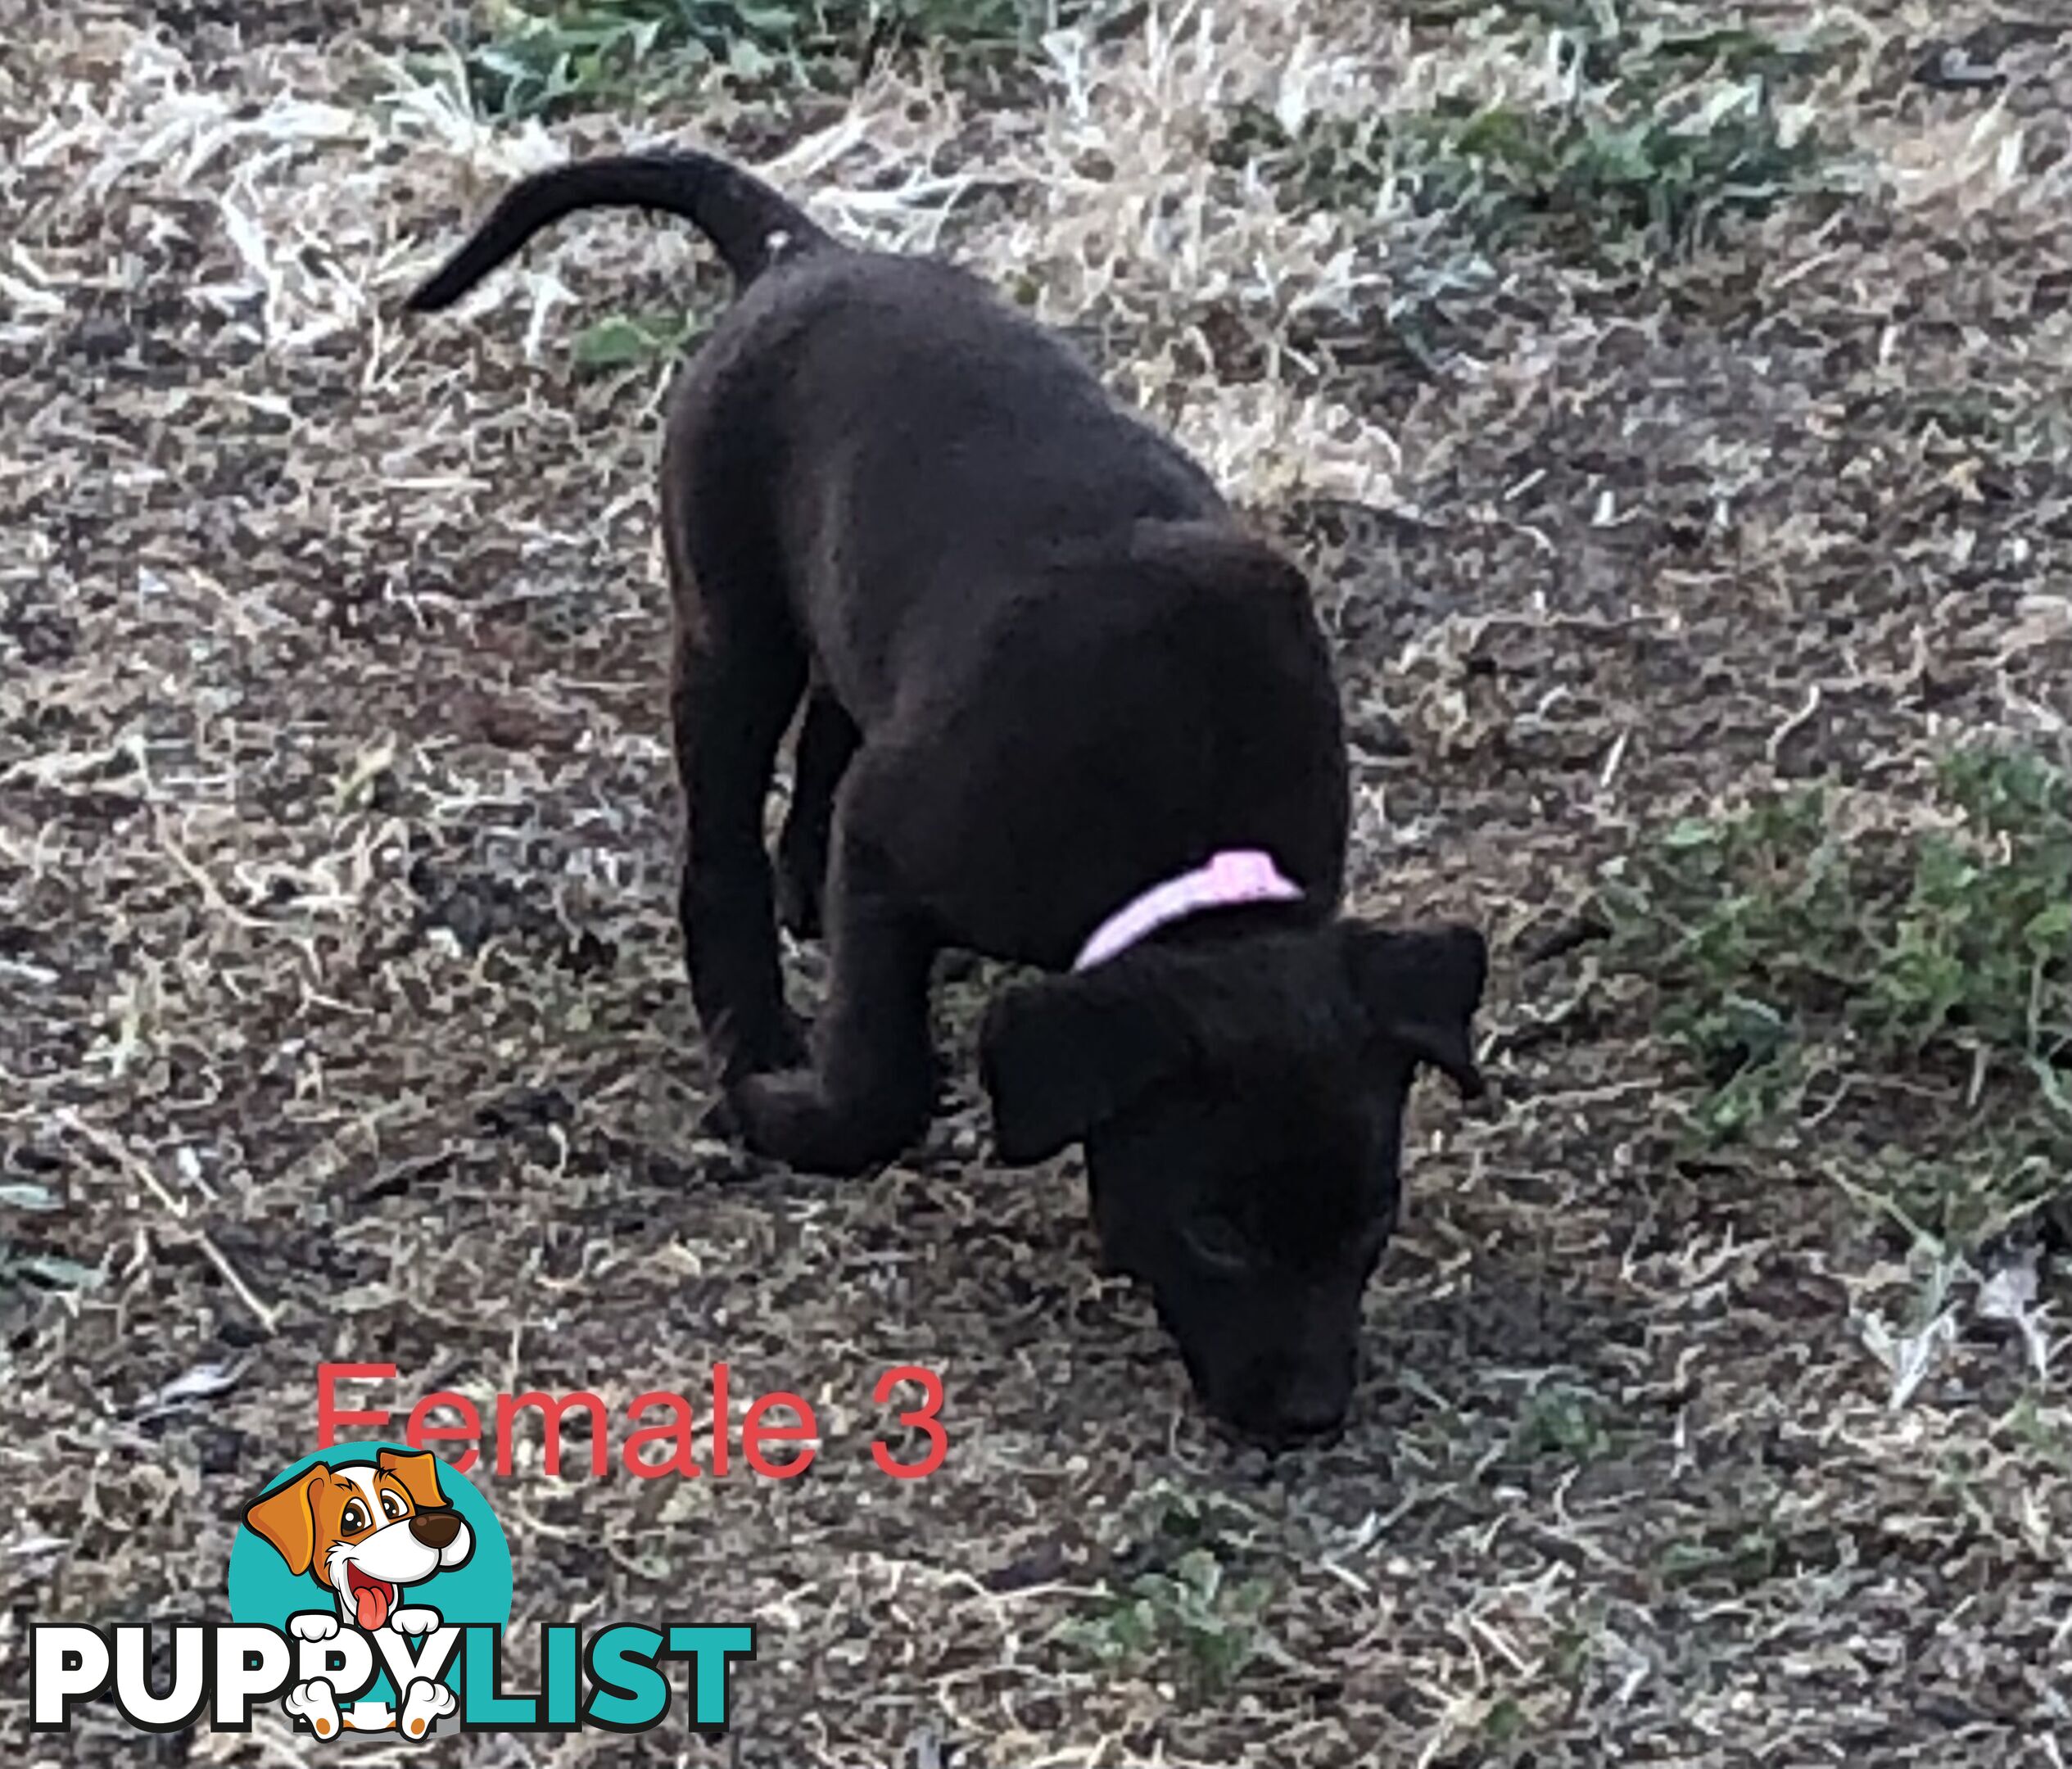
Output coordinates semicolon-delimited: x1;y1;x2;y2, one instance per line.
346;1566;394;1631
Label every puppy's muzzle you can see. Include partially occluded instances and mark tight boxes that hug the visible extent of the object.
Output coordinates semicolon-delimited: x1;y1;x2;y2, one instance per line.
1209;1357;1354;1450
409;1510;462;1550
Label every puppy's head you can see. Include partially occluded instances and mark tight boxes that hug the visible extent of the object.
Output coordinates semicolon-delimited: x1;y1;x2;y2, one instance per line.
980;921;1486;1446
245;1449;473;1630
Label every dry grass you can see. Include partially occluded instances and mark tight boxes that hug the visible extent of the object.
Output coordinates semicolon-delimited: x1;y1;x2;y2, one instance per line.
4;1;2072;1763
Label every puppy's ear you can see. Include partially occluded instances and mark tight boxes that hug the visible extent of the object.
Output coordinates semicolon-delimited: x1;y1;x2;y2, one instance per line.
979;971;1187;1165
1339;922;1489;1098
245;1472;324;1577
378;1448;449;1511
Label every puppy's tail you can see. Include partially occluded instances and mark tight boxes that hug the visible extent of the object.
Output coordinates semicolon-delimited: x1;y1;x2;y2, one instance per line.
405;150;835;313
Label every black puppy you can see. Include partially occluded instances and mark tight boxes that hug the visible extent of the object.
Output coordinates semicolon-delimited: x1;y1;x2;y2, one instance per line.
409;151;1488;1445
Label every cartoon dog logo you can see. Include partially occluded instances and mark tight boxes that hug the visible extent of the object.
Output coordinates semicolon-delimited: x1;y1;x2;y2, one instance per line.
243;1448;473;1739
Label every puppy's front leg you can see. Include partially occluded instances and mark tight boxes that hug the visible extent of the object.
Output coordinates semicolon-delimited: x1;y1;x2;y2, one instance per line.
732;791;936;1175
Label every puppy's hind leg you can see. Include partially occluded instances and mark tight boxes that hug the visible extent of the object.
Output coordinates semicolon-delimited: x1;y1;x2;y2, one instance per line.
776;688;858;940
669;554;808;1091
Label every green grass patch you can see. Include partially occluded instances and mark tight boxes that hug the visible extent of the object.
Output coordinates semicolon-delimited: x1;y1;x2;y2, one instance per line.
1053;1547;1275;1690
1220;12;1839;263
1547;1599;1606;1685
2002;1394;2072;1468
1482;1693;1527;1743
460;0;1101;120
569;306;705;370
1657;1523;1780;1591
1398;3;1844;80
1602;744;2072;1247
1416;91;1819;259
1509;1381;1616;1462
1052;1481;1278;1692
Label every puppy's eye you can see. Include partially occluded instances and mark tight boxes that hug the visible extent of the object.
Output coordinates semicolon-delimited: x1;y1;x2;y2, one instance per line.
340;1500;370;1535
380;1490;407;1520
1183;1212;1251;1275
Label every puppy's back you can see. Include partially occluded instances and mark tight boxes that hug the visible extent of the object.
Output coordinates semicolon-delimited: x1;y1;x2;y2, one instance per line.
709;251;1227;556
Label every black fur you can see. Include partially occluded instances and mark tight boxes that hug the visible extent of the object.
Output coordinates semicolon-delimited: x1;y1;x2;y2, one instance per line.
409;151;1490;1446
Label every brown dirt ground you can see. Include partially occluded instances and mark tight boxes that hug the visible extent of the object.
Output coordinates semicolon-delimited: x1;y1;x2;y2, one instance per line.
4;1;2071;1763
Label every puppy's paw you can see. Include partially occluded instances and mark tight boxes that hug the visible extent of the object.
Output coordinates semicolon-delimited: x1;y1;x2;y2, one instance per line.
389;1606;441;1636
289;1612;340;1643
712;1007;810;1102
283;1677;343;1740
728;1069;839;1169
703;1006;815;1149
731;1070;922;1177
697;1093;743;1142
399;1677;457;1740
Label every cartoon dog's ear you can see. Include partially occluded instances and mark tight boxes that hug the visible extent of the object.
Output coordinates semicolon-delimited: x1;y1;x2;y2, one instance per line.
1338;921;1489;1098
979;968;1191;1165
245;1473;324;1577
378;1448;449;1511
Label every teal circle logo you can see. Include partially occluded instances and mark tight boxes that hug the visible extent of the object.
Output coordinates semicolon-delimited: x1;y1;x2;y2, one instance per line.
229;1444;511;1732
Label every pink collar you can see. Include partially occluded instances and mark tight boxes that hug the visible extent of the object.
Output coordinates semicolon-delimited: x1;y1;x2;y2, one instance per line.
1073;849;1305;971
